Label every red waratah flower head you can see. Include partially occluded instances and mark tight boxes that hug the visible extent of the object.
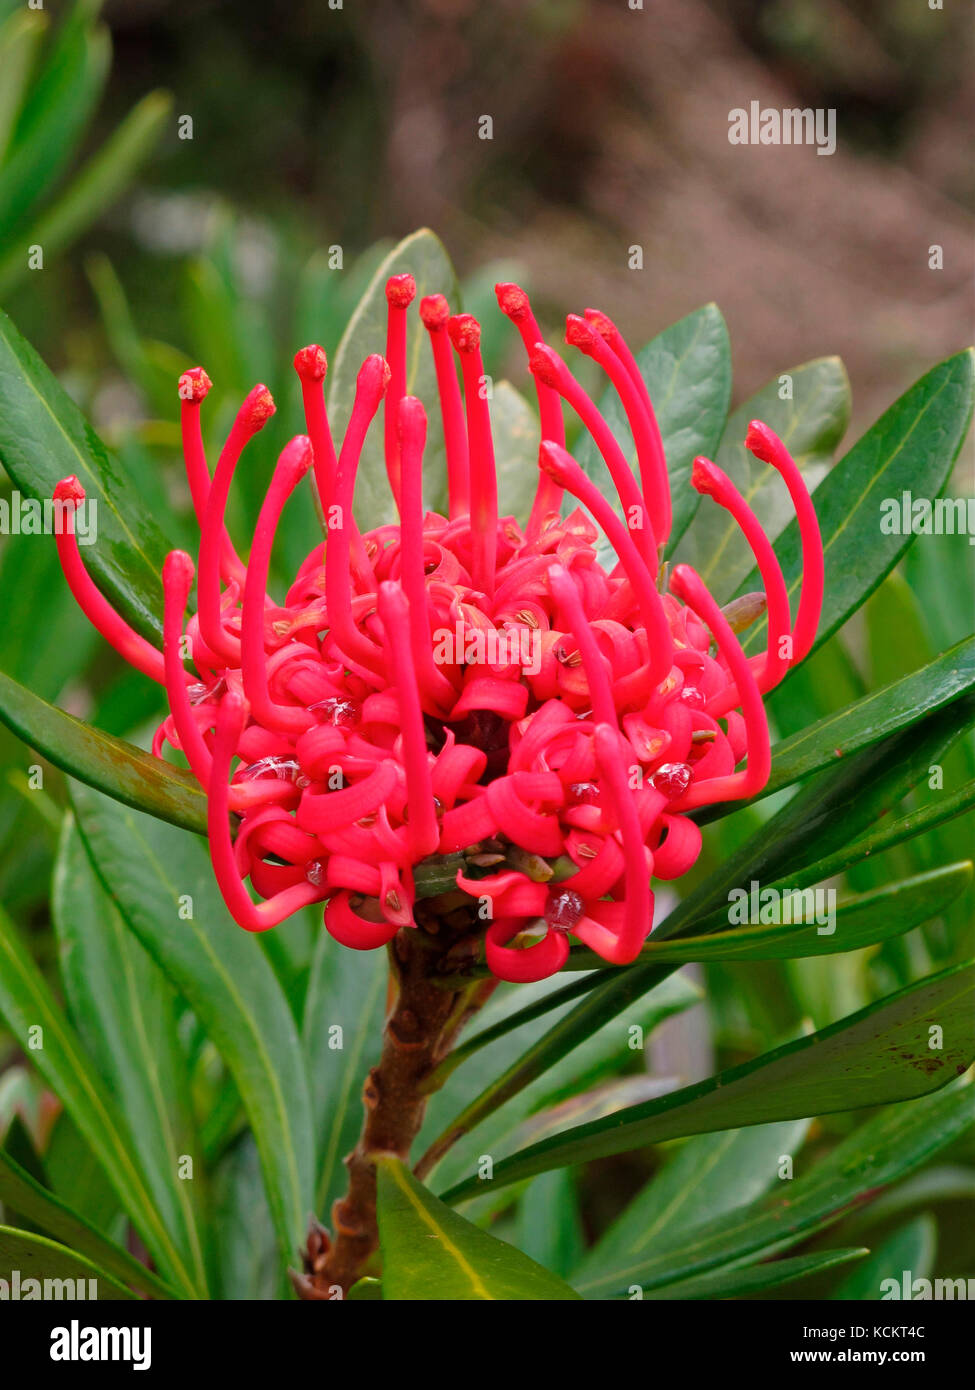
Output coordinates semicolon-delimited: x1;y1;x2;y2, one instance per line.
52;277;823;984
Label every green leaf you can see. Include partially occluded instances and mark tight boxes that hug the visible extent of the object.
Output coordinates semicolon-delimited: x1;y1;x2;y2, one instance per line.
0;9;47;166
418;972;699;1185
440;962;975;1202
832;1215;937;1301
71;784;315;1281
644;1247;867;1301
0;309;174;639
867;571;932;691
676;356;850;597
0;1225;136;1301
347;1276;383;1300
0;91;172;300
376;1157;581;1300
514;1169;585;1278
53;817;208;1297
696;635;975;824
579;303;732;553
566;863;972;970
43;1113;121;1238
211;1135;279;1301
492;379;542;523
0;904;201;1295
0;1149;178;1300
0;13;109;243
841;1164;975;1238
573;1078;974;1298
577;1120;810;1284
741;348;975;657
0;668;206;834
301;929;386;1216
328;228;460;528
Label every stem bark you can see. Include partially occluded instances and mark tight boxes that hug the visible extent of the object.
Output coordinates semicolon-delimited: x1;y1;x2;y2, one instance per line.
293;913;492;1298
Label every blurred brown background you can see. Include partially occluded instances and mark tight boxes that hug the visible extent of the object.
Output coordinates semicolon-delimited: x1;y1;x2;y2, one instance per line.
46;0;975;438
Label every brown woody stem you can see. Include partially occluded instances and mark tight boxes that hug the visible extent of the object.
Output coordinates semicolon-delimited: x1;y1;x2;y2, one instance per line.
293;911;493;1299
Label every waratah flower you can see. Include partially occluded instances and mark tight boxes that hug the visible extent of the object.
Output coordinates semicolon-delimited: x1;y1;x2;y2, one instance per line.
51;275;823;984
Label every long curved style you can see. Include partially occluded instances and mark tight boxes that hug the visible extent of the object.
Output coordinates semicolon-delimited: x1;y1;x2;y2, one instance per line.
51;276;824;984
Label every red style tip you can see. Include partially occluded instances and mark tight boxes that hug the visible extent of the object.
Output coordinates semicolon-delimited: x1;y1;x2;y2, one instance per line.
447;313;481;353
241;385;276;430
495;282;530;321
538;440;575;485
668;563;696;605
178;367;213;402
583;308;619;344
744;420;775;463
565;314;597;352
280;434;315;482
163;549;195;587
419;294;450;329
690;456;723;497
357;353;391;401
528;343;561;388
54;476;85;504
385;273;416;309
293;345;328;382
397;394;428;444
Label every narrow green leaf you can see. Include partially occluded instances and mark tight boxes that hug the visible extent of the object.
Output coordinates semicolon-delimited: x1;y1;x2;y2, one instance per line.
577;1120;810;1283
43;1113;120;1239
832;1215;937;1301
0;905;200;1295
841;1164;975;1238
696;635;975;824
677;357;850;596
573;1078;974;1298
0;1225;136;1301
53;817;208;1296
0;9;47;166
376;1157;581;1300
0;668;206;833
211;1135;279;1301
579;303;732;553
328;228;460;528
0;1149;178;1300
0;309;174;638
644;1247;867;1301
566;863;972;970
421;973;698;1189
441;962;975;1202
741;348;975;656
301;930;386;1216
0;15;109;242
514;1169;585;1279
71;784;315;1280
0;91;172;299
